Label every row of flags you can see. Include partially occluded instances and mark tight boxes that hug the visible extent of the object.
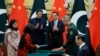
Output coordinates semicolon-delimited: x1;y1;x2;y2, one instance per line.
0;0;100;53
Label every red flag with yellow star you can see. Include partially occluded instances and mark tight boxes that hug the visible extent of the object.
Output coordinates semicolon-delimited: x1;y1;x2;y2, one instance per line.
9;0;28;36
89;0;100;51
49;0;67;21
49;0;67;44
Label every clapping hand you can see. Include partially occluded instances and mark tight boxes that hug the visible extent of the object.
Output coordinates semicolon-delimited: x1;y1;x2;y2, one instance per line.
35;23;39;29
53;26;59;32
40;24;43;29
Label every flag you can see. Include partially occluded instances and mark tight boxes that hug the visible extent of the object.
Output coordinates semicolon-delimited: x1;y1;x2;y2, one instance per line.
49;0;67;44
49;0;67;21
0;0;8;42
89;0;100;51
30;0;47;20
70;0;89;45
71;0;95;55
9;0;28;36
44;0;48;3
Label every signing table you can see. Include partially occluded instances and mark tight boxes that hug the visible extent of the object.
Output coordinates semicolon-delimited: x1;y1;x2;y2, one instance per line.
28;50;64;56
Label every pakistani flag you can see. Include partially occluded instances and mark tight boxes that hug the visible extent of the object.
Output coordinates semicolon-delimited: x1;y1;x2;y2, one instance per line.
0;0;8;42
71;0;89;45
30;0;48;20
70;0;95;55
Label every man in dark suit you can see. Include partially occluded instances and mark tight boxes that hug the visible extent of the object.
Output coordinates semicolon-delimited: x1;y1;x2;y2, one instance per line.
75;34;90;56
49;12;64;49
30;9;46;45
52;16;78;56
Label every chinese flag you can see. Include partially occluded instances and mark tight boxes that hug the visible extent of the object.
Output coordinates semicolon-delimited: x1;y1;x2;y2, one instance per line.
9;0;28;36
89;0;100;51
49;0;67;21
49;0;67;44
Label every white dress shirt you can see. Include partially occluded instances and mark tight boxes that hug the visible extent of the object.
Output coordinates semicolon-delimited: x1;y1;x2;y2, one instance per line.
54;19;58;26
79;42;85;49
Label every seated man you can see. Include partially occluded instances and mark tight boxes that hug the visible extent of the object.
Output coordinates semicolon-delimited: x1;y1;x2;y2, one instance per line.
75;34;90;56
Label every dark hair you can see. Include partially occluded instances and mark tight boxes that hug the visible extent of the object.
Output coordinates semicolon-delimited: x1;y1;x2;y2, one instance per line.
9;19;18;30
23;23;35;34
18;23;35;49
53;12;59;16
36;9;43;14
77;34;85;42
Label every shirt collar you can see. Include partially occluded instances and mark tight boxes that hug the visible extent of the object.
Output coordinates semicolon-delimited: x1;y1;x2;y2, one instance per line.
79;42;85;49
54;19;58;23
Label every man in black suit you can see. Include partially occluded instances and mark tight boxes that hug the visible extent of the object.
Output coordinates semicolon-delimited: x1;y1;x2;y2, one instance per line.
30;9;47;45
49;12;64;49
75;34;90;56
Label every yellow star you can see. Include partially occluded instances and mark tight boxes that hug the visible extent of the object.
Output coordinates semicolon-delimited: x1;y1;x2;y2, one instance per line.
18;6;21;10
53;7;56;10
94;7;97;10
13;5;16;8
58;8;61;11
23;3;25;6
63;4;66;8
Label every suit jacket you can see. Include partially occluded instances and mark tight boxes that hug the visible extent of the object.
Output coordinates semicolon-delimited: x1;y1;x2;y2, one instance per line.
63;23;78;55
78;44;90;56
30;18;46;45
49;20;64;49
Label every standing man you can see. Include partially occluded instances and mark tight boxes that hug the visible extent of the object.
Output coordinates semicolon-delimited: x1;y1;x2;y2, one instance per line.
75;34;90;56
52;16;78;56
30;9;47;45
49;12;64;49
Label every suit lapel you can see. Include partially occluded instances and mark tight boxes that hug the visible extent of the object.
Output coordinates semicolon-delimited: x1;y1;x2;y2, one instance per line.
52;21;54;27
57;20;59;27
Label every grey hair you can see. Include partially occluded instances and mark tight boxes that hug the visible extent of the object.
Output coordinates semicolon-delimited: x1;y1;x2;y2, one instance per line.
62;16;70;21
